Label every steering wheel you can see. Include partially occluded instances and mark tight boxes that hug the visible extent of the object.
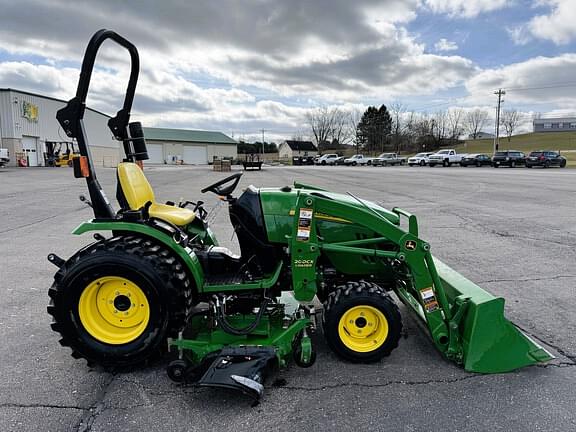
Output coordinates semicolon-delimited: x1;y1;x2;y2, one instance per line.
201;172;243;197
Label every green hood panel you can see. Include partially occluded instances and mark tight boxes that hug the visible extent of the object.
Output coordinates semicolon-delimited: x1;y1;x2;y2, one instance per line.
258;186;400;244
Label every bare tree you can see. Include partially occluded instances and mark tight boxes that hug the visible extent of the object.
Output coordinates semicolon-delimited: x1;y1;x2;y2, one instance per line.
291;129;306;142
500;109;521;142
306;106;334;146
306;105;355;149
465;109;489;139
448;108;464;142
432;110;448;144
389;102;406;153
331;109;353;145
348;108;363;153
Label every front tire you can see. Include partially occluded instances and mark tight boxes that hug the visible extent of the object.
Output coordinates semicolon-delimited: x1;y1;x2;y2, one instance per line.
323;282;402;363
47;235;194;368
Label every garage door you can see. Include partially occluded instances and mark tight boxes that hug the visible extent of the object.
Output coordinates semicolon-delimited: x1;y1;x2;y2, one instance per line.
183;146;207;165
22;136;39;167
146;143;164;164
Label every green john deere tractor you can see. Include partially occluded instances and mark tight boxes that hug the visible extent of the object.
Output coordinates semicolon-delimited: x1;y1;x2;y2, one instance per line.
47;30;552;401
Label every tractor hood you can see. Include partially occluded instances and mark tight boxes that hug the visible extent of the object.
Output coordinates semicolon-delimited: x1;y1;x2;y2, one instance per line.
256;183;400;244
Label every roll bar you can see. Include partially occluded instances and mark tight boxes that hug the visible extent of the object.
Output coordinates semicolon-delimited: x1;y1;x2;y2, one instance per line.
56;29;145;219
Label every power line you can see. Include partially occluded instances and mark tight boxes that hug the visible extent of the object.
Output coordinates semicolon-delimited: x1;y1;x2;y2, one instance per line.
504;81;576;92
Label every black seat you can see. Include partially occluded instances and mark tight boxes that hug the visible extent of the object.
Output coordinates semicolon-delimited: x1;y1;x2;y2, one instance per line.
229;186;280;274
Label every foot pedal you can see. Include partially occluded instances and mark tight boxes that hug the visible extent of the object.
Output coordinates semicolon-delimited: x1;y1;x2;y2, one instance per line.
196;346;278;401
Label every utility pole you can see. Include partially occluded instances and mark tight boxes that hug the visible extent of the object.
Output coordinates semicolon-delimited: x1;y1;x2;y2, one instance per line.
494;89;505;153
260;129;266;158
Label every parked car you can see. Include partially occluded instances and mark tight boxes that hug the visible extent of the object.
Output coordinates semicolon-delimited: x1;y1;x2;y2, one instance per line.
331;156;347;165
292;155;315;166
0;148;9;167
344;154;368;166
408;152;434;166
460;153;492;167
428;149;464;167
371;153;407;166
525;150;567;168
315;153;340;165
491;150;525;168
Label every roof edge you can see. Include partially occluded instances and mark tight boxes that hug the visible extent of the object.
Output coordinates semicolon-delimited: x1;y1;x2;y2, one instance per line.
0;88;111;118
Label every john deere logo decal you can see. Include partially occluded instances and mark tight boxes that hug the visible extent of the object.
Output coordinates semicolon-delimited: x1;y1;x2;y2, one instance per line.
405;240;417;251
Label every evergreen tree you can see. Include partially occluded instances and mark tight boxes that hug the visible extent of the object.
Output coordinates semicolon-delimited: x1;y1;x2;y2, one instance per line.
356;105;392;153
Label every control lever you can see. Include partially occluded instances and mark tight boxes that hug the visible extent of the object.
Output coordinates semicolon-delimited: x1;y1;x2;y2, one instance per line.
179;200;207;219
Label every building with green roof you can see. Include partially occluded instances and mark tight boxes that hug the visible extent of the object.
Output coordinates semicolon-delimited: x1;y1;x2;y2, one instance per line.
143;127;237;164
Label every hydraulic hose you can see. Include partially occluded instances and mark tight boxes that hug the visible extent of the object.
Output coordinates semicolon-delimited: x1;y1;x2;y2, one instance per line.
215;297;270;336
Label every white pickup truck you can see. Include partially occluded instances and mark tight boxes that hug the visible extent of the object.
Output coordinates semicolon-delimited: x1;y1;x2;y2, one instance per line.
371;153;407;166
428;149;463;167
0;148;10;167
343;154;369;166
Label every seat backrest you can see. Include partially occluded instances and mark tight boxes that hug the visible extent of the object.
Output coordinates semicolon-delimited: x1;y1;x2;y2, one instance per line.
117;162;155;210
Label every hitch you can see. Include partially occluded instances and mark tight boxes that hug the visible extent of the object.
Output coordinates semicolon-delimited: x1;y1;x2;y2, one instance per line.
47;253;65;268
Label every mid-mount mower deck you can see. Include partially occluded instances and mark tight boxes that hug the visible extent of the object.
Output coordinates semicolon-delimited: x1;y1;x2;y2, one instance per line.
47;30;552;402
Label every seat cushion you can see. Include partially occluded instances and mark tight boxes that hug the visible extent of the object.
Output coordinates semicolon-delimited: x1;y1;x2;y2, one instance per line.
117;162;195;226
149;203;196;226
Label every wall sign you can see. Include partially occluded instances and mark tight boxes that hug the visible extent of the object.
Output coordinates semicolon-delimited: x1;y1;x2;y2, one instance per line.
22;101;39;122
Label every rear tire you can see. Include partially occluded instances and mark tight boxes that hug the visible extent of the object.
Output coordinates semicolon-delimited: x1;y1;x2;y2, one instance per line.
322;282;402;363
511;161;516;168
544;160;551;168
47;235;194;368
560;159;567;168
419;160;425;167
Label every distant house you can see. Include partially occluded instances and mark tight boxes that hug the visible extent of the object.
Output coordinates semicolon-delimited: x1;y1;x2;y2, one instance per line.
468;131;495;140
533;117;576;132
278;140;318;160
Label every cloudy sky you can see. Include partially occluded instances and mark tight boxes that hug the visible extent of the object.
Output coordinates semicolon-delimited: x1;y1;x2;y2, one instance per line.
1;0;575;141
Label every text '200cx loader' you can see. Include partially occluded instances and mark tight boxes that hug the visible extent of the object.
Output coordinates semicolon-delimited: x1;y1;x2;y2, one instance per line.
47;30;552;401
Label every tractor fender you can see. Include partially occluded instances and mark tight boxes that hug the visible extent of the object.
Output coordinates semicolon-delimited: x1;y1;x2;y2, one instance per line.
72;220;205;292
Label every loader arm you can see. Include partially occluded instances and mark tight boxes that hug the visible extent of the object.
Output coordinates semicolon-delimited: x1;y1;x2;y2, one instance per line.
289;192;553;373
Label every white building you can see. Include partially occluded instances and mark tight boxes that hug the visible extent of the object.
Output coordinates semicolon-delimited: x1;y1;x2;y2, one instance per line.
0;88;238;167
278;140;318;161
143;127;237;164
0;88;118;167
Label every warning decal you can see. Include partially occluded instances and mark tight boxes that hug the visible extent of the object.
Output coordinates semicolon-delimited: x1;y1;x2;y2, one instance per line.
297;208;313;241
420;287;439;313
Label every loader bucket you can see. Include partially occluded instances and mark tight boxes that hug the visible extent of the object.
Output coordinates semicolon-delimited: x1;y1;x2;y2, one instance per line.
434;258;554;373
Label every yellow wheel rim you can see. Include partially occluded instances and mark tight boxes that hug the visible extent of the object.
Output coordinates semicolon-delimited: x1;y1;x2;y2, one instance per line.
78;276;150;345
338;305;389;352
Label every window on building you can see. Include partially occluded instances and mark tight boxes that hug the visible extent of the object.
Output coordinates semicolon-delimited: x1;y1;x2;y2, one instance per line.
558;123;563;128
570;123;576;129
544;123;552;129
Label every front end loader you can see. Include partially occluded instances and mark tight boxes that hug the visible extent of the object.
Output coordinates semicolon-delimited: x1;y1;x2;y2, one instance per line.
47;30;552;402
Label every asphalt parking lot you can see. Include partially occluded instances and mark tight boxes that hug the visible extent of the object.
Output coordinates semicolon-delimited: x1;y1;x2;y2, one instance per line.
1;164;575;432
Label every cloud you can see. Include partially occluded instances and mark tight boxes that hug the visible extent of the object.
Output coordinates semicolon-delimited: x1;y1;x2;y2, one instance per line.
434;38;459;51
0;0;480;139
423;0;510;18
465;54;576;106
526;0;576;44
